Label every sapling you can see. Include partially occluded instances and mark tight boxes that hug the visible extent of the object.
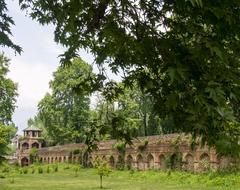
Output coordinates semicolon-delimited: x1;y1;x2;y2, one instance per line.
94;158;112;189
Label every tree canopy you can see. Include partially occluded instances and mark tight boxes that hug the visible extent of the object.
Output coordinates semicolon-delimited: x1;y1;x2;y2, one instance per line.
18;0;240;154
0;53;18;163
0;53;18;125
0;0;22;54
38;58;93;144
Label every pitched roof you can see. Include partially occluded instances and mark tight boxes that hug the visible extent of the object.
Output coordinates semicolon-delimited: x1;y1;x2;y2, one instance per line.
23;125;42;131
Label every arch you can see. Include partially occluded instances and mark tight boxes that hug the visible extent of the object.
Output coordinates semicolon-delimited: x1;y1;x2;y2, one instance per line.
116;155;124;169
109;156;115;168
88;156;93;167
55;157;58;162
158;154;166;169
63;156;66;162
126;155;134;169
170;153;182;170
102;155;107;161
21;157;29;167
58;157;62;162
31;142;39;148
146;154;154;169
199;153;210;171
136;154;144;170
51;157;54;163
217;155;228;169
185;154;194;171
22;142;29;150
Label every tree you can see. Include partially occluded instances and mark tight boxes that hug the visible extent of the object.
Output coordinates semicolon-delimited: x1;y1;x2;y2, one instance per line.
94;158;112;189
0;53;17;164
0;0;22;54
20;0;240;156
0;123;15;164
29;147;38;164
37;58;93;144
0;53;18;125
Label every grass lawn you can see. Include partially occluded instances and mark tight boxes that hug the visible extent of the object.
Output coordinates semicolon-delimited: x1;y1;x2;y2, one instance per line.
0;164;239;190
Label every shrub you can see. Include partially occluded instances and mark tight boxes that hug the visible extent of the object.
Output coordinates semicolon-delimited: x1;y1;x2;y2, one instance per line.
9;177;15;184
29;147;39;164
31;167;35;174
23;167;28;174
0;174;6;178
114;142;126;154
1;164;10;173
52;164;58;172
73;149;81;155
19;168;23;174
38;167;43;174
46;166;50;173
64;165;70;170
74;166;79;177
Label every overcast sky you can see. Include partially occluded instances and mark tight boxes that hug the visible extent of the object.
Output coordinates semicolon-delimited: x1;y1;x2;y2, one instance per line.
3;1;119;134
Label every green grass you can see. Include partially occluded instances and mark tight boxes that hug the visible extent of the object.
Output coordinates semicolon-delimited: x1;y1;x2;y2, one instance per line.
0;164;239;190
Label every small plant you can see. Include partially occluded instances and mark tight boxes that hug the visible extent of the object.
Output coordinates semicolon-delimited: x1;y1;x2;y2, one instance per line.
23;167;28;174
64;165;70;170
73;166;79;177
9;177;15;184
73;149;81;155
0;174;6;178
19;168;23;174
46;165;50;173
1;163;10;173
94;158;112;189
53;164;58;172
114;142;126;154
31;167;35;174
38;166;43;174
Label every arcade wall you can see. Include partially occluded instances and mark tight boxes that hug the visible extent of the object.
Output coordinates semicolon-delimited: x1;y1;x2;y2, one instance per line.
18;134;233;171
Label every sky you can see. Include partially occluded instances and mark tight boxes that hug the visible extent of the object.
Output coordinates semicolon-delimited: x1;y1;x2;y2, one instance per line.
3;1;120;134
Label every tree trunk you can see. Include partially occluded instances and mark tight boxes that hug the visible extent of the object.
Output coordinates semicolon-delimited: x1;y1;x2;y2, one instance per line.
143;113;147;136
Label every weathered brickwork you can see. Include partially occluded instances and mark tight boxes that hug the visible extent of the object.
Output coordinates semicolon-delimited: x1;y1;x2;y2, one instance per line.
17;131;235;171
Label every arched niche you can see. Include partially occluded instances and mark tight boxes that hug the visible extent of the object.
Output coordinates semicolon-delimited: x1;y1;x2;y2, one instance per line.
146;154;154;169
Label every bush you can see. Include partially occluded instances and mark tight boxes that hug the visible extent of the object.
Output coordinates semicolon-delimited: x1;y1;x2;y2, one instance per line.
114;142;126;154
1;165;10;173
73;149;81;155
0;174;6;178
46;166;50;173
23;167;28;174
38;167;43;174
74;166;79;177
64;165;70;170
31;166;35;174
19;168;23;174
54;164;58;172
9;177;15;184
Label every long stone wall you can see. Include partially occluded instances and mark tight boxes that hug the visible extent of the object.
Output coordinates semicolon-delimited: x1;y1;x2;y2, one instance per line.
18;134;233;171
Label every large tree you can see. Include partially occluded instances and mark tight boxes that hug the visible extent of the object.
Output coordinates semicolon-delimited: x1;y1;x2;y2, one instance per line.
38;58;94;144
19;0;240;156
0;53;18;163
0;0;22;53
